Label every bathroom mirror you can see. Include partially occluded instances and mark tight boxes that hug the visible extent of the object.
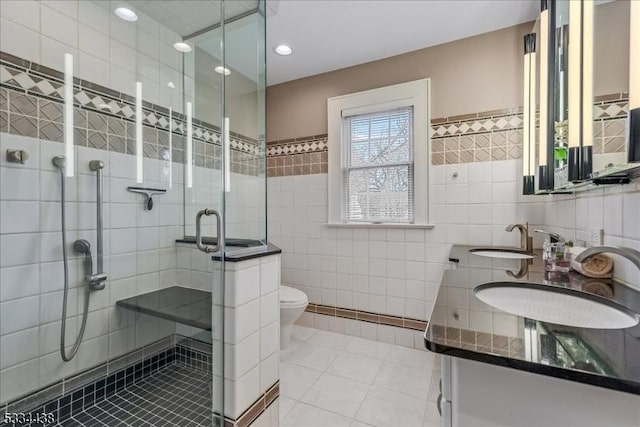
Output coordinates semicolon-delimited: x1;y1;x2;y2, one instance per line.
590;0;630;173
550;0;569;189
549;0;638;192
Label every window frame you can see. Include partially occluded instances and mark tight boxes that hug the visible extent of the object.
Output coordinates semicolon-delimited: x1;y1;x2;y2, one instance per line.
327;79;431;227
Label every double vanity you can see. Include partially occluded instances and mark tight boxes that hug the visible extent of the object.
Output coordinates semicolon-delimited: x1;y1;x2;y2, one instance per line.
424;243;640;426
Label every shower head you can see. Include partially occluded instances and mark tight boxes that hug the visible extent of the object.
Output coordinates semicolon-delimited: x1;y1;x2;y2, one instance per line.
52;156;66;171
73;239;92;255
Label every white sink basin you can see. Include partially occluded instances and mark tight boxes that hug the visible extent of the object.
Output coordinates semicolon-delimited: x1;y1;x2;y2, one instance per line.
469;248;534;260
474;282;639;329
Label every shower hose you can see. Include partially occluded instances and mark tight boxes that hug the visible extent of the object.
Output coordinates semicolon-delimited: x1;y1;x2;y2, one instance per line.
57;165;91;362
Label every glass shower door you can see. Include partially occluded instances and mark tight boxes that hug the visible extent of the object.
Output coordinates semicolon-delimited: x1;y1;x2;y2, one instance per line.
184;3;266;425
181;5;227;425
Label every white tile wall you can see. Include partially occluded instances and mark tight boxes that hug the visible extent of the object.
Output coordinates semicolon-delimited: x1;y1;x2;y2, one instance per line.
223;255;280;419
542;182;640;289
184;169;266;241
0;133;183;404
267;159;543;326
175;250;280;420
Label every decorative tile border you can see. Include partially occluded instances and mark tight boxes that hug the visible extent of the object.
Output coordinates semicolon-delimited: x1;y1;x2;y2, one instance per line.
305;303;428;331
267;135;328;177
593;94;629;155
224;382;279;427
431;109;524;138
430;325;525;359
265;94;630;175
267;135;328;156
430;107;524;165
0;51;265;176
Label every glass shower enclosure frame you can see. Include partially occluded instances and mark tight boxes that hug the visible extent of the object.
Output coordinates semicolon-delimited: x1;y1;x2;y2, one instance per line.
183;0;267;423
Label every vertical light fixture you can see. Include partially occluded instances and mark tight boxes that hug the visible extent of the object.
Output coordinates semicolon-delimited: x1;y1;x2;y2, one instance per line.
568;0;593;182
629;0;640;162
168;107;173;189
186;101;193;188
523;33;537;195
224;117;230;192
63;53;74;177
136;82;143;183
538;0;551;190
567;0;581;181
581;0;594;178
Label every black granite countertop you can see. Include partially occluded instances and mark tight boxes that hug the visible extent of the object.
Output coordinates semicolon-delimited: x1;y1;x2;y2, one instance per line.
176;239;281;262
219;243;282;262
116;286;211;330
424;245;640;395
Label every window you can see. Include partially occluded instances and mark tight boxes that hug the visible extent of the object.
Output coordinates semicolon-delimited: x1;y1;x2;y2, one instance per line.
342;107;414;223
327;79;431;226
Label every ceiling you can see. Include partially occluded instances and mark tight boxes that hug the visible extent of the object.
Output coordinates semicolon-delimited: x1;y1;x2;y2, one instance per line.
266;0;538;86
132;0;260;38
131;1;539;87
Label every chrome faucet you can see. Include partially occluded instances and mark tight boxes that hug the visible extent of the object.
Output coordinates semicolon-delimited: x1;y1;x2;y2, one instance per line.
575;246;640;272
534;229;565;243
506;223;533;253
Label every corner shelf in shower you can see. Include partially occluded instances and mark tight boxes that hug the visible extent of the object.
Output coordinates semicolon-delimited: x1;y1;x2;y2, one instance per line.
116;286;211;330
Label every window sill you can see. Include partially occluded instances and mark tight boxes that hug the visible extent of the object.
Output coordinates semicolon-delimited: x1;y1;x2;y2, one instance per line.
324;223;436;229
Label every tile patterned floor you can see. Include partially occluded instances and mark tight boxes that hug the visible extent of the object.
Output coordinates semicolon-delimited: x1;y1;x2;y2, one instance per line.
279;326;441;427
56;364;212;426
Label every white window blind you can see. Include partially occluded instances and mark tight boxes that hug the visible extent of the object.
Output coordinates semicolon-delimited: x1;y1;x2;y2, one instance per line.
341;107;414;223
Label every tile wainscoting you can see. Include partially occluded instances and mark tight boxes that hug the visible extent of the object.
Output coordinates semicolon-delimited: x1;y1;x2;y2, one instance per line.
266;94;636;341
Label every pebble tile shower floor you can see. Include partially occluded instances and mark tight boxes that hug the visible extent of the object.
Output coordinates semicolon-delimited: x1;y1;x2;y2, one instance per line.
55;364;212;427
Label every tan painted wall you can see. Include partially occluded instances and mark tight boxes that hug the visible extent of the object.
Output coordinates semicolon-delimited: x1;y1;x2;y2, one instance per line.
267;22;534;142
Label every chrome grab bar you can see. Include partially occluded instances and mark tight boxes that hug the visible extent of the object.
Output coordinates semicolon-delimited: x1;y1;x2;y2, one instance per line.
196;209;222;253
86;160;106;290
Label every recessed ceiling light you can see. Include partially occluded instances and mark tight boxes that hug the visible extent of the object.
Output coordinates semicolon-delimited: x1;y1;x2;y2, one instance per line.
114;7;138;22
214;66;231;76
274;44;292;56
167;82;176;89
173;42;192;53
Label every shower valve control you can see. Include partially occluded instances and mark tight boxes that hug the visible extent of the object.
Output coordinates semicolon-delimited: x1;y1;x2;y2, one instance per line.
88;273;107;290
6;148;29;164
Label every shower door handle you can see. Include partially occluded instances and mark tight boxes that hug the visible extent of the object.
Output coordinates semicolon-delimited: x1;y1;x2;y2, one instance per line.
196;209;221;253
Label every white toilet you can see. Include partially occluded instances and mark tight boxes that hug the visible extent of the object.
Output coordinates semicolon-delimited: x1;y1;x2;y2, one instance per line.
280;285;308;349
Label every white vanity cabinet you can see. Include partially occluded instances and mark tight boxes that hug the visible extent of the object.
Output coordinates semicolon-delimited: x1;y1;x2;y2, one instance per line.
439;356;640;427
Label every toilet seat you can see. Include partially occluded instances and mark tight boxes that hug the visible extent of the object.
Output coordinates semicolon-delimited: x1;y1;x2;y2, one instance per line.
280;286;308;308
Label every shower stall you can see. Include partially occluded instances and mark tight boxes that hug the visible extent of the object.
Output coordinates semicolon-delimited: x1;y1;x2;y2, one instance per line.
0;1;270;426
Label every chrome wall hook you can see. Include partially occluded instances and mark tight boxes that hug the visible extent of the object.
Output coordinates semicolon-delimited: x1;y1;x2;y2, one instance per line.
127;186;167;210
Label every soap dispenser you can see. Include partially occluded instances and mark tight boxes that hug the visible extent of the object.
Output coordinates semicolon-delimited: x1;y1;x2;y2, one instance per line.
535;230;571;272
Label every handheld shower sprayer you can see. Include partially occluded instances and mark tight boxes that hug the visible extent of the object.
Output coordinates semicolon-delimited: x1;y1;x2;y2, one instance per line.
73;239;106;290
74;239;92;278
53;155;106;362
73;239;91;254
74;238;106;290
